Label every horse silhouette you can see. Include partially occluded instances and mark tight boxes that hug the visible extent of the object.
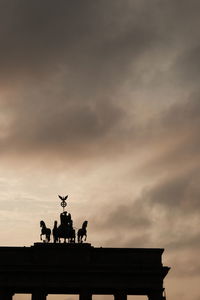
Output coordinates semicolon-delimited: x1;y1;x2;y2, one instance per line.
40;220;51;243
77;221;88;243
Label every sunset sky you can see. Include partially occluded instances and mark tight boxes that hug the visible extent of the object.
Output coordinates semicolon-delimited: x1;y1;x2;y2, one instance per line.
0;1;200;299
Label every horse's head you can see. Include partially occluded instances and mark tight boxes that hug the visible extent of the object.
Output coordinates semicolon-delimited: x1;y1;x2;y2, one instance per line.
40;220;45;227
83;220;88;228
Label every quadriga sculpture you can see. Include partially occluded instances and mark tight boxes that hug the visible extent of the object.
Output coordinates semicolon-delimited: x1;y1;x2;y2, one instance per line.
39;195;88;244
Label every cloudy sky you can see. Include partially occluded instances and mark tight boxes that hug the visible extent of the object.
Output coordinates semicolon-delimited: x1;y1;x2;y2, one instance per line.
0;0;200;299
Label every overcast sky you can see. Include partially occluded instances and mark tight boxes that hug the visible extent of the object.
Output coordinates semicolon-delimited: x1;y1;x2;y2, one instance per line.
0;1;200;299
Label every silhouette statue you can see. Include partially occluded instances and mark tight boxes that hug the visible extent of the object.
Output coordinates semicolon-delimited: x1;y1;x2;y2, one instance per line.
40;220;51;243
77;221;88;243
39;195;88;244
53;212;76;243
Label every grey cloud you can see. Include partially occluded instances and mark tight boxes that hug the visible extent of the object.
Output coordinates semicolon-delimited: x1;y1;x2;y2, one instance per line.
1;0;200;161
0;0;198;90
0;0;166;159
134;93;200;181
175;46;200;85
162;95;200;130
90;199;153;249
142;169;200;213
0;0;158;87
103;232;151;248
165;233;200;252
94;203;152;230
0;95;125;158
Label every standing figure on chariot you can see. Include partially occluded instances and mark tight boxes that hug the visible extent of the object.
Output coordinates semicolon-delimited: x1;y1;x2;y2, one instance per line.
60;211;68;226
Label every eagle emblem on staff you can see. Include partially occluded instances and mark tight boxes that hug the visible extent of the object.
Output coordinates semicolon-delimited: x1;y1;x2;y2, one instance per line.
58;195;68;211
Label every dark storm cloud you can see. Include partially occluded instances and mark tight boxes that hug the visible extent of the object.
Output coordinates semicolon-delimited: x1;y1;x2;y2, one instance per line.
0;0;165;157
0;0;158;86
3;96;125;156
0;0;199;161
175;46;200;85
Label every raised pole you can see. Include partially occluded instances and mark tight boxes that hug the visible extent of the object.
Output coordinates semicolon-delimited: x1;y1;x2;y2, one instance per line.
114;291;127;300
31;291;47;300
79;291;92;300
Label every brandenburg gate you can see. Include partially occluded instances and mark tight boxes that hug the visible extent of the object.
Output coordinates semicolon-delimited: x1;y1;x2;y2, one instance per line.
0;196;170;300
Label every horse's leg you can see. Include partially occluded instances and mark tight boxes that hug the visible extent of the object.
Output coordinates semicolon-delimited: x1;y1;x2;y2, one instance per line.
77;229;81;243
73;230;76;243
47;229;51;243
